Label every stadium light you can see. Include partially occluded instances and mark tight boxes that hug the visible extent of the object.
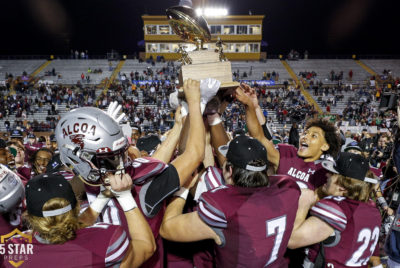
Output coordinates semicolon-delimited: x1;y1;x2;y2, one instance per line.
196;8;228;17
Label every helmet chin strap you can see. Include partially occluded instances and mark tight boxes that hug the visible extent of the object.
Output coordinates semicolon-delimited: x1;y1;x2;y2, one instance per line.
76;173;103;187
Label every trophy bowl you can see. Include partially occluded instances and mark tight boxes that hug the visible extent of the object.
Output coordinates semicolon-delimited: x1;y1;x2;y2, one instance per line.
166;5;239;89
166;6;211;48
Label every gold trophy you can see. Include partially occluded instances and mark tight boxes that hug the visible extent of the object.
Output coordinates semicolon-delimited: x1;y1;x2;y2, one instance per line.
166;6;239;88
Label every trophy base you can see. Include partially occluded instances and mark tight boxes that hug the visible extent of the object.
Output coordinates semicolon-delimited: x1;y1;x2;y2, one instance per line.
179;50;239;88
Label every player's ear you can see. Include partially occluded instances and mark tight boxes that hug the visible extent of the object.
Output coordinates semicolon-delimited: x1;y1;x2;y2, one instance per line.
321;143;329;152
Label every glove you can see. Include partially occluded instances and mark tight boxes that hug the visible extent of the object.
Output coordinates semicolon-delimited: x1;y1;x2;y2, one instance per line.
169;90;180;110
200;78;221;105
107;101;126;123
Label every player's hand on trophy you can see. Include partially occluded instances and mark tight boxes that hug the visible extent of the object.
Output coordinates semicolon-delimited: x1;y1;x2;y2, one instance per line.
107;101;126;123
235;86;254;107
240;83;259;107
183;79;201;104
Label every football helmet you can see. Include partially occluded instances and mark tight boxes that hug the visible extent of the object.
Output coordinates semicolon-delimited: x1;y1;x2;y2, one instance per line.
0;164;24;214
55;107;128;186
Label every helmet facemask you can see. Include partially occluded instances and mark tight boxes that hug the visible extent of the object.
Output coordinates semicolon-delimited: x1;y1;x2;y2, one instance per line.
89;146;128;186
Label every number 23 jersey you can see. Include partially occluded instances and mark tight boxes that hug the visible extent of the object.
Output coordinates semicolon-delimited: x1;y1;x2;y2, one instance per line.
308;197;381;267
197;176;301;267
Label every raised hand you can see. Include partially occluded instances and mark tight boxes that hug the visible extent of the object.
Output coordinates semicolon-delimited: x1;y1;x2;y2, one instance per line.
183;79;201;105
240;83;259;107
235;86;254;107
174;106;183;126
109;173;133;193
107;101;126;123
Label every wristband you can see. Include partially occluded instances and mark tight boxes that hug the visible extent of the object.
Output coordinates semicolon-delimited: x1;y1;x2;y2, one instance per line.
372;265;383;268
111;189;137;212
181;101;189;117
207;113;222;126
200;102;206;115
377;196;388;207
90;191;111;213
173;187;189;200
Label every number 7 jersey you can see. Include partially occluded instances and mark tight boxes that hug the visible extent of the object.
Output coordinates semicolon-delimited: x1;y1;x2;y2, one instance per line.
197;176;301;267
307;196;381;267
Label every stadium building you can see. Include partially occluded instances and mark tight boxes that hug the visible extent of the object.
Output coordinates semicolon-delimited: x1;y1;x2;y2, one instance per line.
142;14;265;61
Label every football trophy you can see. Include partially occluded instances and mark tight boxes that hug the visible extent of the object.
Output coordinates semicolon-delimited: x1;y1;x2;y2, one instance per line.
166;5;239;89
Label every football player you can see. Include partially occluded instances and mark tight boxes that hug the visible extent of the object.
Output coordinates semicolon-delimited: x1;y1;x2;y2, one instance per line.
54;79;205;267
235;85;341;190
160;135;301;267
2;173;155;268
288;152;381;267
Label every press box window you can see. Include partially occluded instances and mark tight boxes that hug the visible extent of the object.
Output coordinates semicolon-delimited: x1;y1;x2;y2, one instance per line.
249;25;261;35
146;25;157;35
147;43;158;52
210;25;222;34
159;44;170;52
159;25;171;35
236;25;248;34
171;44;180;52
223;25;235;35
249;44;260;52
236;43;247;53
224;43;235;52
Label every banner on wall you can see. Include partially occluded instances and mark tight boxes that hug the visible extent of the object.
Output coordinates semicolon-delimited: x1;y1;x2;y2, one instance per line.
130;79;276;86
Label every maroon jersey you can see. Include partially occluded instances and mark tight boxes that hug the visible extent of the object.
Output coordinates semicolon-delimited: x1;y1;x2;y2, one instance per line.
197;176;301;267
24;143;43;162
369;167;382;178
276;144;328;190
84;157;180;268
2;223;129;268
16;166;32;185
307;196;381;267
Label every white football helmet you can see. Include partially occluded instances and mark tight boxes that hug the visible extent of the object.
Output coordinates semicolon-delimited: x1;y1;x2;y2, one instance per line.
55;107;128;186
0;164;24;214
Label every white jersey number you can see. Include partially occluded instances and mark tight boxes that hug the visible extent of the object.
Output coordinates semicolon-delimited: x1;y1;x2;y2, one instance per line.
345;227;379;266
265;216;287;266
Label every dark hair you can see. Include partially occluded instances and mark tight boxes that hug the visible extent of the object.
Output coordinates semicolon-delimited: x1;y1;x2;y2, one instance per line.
225;160;269;188
30;148;54;165
305;118;341;157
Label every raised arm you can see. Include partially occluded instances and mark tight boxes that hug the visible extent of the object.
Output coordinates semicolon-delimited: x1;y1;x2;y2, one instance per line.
171;79;205;185
235;86;280;168
208;113;230;167
152;107;183;163
109;173;156;268
160;173;220;245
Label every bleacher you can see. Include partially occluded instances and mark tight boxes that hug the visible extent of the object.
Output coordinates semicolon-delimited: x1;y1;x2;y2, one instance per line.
0;60;46;79
362;59;400;78
231;60;291;82
0;58;393;134
0;103;71;132
39;59;113;85
288;59;370;84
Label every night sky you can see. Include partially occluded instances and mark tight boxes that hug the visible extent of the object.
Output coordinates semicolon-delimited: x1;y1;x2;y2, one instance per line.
1;0;399;56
